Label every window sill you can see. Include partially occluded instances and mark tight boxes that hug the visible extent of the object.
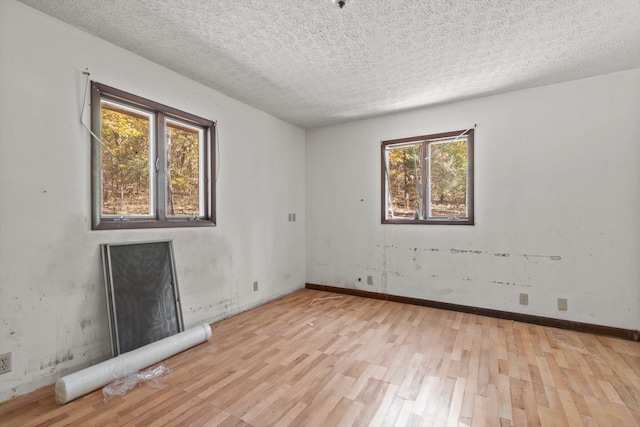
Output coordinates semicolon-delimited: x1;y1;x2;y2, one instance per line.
93;219;216;230
382;218;474;226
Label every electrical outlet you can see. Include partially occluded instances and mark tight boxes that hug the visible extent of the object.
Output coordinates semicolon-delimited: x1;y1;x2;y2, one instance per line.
367;275;373;285
0;352;11;375
558;298;568;311
253;281;258;292
519;293;528;305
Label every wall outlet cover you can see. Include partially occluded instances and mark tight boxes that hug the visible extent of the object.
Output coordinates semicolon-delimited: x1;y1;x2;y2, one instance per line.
519;293;528;305
558;298;568;311
0;352;11;375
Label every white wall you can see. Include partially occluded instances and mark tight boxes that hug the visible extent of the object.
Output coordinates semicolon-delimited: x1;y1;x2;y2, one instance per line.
307;69;640;331
0;1;306;402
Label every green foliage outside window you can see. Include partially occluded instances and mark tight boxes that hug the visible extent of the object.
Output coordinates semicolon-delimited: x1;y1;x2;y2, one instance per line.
166;121;201;217
101;103;152;216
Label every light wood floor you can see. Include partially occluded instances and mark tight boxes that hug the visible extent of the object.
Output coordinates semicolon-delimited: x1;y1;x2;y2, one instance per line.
2;289;640;426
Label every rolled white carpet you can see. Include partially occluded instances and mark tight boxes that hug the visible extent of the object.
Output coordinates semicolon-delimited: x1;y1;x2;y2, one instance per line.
55;323;212;404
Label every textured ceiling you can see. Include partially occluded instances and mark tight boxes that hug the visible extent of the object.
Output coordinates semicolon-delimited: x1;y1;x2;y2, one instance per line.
17;0;640;129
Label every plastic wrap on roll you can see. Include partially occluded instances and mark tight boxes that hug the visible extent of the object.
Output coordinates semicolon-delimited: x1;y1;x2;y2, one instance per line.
55;323;212;404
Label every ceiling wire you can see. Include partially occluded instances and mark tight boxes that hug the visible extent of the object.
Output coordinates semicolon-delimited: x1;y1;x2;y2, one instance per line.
214;121;220;185
80;69;115;156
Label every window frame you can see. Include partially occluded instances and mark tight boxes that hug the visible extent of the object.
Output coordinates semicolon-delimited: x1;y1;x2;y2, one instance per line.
381;129;474;225
90;82;216;230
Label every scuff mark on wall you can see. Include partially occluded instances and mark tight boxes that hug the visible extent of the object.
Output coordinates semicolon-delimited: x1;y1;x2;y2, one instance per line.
523;254;562;261
80;319;92;330
381;271;388;294
38;350;74;371
451;249;486;254
398;247;561;261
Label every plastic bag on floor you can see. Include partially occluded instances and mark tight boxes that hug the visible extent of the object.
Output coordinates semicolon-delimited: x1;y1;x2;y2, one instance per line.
102;365;171;402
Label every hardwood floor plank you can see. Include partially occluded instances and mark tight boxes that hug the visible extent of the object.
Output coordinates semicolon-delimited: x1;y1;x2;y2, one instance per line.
409;374;439;418
352;378;389;425
379;394;406;427
241;386;292;426
521;379;542;427
319;396;361;427
538;405;566;427
497;374;513;423
557;388;587;427
136;389;203;426
471;394;488;427
271;401;306;427
432;376;457;426
393;396;416;427
162;400;221;426
446;377;467;426
367;383;400;427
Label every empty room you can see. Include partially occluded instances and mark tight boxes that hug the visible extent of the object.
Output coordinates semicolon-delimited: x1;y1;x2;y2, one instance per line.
1;0;640;426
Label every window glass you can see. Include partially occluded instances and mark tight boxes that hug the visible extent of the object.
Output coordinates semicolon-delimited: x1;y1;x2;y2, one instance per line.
100;101;153;217
166;119;203;217
428;138;468;219
385;143;423;219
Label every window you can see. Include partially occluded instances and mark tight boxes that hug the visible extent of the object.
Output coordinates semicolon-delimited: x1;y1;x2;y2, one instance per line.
91;82;216;229
382;129;474;225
